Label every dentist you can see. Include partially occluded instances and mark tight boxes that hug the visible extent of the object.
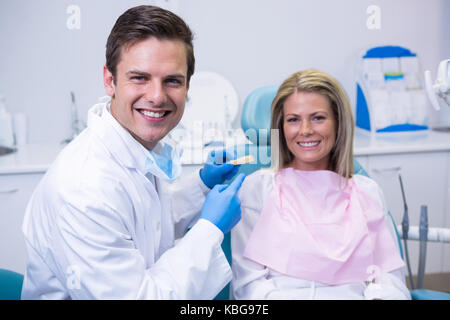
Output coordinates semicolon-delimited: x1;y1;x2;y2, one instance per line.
21;5;244;299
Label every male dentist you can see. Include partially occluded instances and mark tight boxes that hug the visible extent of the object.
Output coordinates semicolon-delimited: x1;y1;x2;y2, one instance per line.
21;5;244;299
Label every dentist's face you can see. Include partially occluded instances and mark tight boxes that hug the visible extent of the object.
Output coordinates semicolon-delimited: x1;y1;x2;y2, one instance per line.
104;37;188;150
283;91;336;171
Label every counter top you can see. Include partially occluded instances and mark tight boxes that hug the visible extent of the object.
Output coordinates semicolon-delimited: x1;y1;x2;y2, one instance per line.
0;143;65;175
353;129;450;156
1;130;450;175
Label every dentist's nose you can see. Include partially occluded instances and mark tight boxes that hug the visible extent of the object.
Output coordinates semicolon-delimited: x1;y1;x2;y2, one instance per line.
146;80;166;106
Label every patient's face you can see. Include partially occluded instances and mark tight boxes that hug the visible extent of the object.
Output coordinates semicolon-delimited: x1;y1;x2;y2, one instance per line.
283;91;336;171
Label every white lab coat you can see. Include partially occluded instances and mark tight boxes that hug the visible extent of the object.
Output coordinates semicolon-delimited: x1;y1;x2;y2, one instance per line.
21;103;231;300
231;169;411;300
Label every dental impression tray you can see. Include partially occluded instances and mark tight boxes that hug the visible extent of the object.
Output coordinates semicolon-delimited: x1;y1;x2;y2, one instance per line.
229;155;255;165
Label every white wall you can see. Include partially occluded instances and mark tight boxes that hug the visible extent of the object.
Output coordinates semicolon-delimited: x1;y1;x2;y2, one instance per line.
0;0;449;143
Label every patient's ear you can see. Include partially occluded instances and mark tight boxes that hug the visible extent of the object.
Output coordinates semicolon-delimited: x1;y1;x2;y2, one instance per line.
103;65;115;98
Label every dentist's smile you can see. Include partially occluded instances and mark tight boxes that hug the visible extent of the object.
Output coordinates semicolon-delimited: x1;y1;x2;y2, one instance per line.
136;108;172;122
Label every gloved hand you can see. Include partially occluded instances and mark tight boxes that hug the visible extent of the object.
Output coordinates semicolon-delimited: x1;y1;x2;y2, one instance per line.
199;149;240;189
200;173;246;234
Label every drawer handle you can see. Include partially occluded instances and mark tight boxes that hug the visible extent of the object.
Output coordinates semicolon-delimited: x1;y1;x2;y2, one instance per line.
0;188;19;194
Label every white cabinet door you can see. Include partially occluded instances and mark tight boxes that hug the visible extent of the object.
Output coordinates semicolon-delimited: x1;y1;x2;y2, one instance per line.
367;152;448;274
0;173;43;274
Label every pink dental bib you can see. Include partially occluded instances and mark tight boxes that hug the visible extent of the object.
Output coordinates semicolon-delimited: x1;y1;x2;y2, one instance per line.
243;168;404;285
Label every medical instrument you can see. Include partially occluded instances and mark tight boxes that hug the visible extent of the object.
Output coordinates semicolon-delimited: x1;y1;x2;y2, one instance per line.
397;226;450;243
398;173;415;289
229;155;255;165
200;173;246;234
417;205;428;289
62;91;85;144
424;59;450;111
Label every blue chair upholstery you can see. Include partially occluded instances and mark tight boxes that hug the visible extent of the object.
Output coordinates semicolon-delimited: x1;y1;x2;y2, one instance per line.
241;85;277;146
410;289;450;300
0;268;23;300
214;85;450;300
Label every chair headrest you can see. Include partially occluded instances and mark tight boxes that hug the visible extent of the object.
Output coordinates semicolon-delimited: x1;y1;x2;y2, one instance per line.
241;85;278;146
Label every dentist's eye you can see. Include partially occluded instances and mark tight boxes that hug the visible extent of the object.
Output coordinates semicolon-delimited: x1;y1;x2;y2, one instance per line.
165;77;185;88
131;76;146;82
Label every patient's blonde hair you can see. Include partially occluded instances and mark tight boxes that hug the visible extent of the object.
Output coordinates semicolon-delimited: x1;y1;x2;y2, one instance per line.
270;69;354;178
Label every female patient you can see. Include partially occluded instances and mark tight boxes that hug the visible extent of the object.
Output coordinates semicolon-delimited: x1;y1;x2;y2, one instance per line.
231;69;410;300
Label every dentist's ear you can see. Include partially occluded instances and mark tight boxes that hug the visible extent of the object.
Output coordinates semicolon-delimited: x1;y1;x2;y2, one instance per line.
103;65;116;98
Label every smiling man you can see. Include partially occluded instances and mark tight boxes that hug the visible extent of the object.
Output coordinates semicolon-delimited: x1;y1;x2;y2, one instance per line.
21;5;245;300
105;37;188;150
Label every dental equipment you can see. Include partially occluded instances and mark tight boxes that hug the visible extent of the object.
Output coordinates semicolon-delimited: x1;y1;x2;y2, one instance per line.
417;205;428;289
62;91;84;144
229;155;255;165
424;59;450;111
397;226;450;243
398;173;415;289
396;174;450;291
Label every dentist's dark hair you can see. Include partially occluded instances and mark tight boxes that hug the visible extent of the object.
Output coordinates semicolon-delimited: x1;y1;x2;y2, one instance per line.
106;5;195;84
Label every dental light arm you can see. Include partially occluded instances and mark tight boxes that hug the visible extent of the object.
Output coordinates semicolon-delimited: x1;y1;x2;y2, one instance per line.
424;59;450;111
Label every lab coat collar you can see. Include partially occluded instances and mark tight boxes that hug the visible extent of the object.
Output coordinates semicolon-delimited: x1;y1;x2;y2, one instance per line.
87;100;152;176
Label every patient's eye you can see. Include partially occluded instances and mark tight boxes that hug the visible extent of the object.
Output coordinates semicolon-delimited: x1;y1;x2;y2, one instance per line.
286;117;299;123
312;115;325;121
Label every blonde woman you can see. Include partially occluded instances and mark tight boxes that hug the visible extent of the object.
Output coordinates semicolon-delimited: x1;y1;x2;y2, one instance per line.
231;69;410;300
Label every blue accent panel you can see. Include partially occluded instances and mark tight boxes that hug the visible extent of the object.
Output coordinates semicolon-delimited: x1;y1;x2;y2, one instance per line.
385;74;404;81
356;83;371;131
363;46;416;58
376;123;428;132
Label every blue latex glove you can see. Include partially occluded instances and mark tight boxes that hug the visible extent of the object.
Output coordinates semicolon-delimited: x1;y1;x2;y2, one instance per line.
199;149;240;189
200;173;246;234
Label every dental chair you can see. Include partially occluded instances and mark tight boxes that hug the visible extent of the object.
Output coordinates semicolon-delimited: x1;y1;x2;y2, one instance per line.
0;268;23;300
215;85;450;300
